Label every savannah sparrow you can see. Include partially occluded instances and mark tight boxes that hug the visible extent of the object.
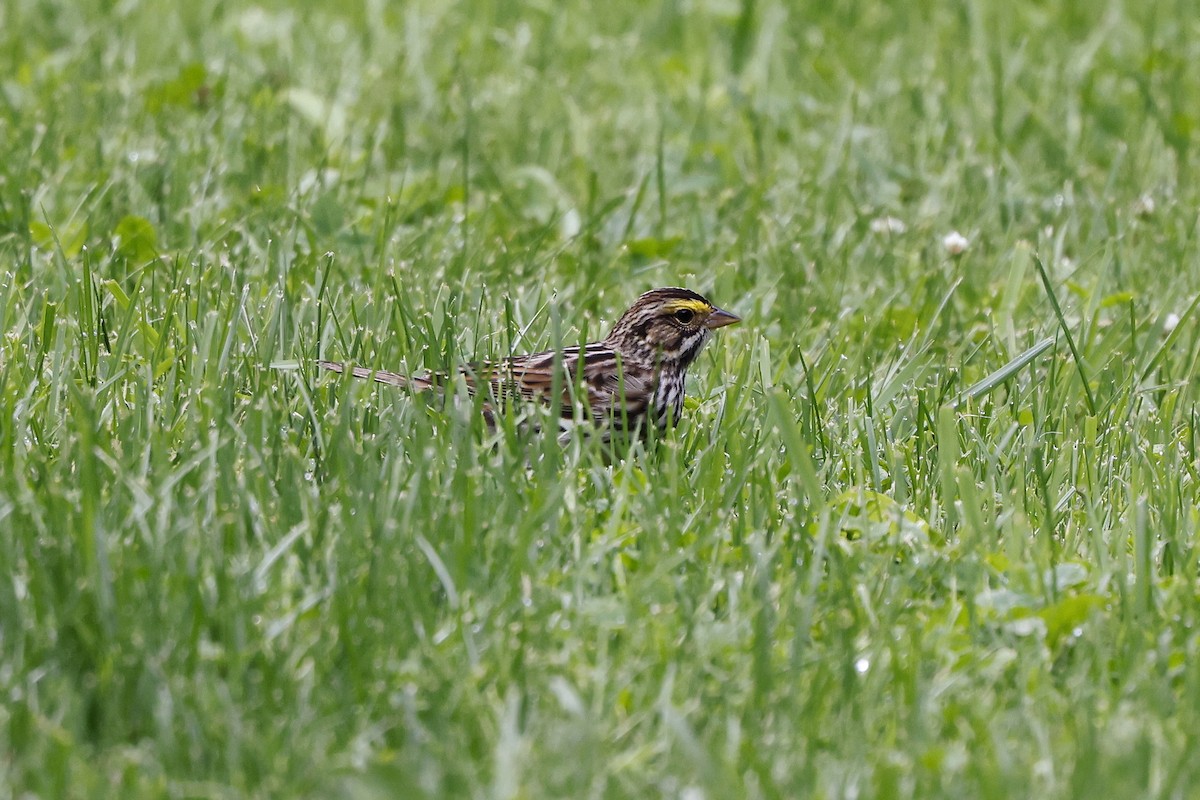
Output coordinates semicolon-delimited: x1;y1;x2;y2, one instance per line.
319;287;741;439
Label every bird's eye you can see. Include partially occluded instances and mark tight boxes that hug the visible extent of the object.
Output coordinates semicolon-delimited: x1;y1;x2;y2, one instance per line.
673;308;695;324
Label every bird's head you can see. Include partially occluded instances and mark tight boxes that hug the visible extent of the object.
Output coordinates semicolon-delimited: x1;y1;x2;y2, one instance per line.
606;287;740;367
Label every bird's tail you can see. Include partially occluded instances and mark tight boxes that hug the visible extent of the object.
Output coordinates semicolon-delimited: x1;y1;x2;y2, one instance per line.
318;360;433;389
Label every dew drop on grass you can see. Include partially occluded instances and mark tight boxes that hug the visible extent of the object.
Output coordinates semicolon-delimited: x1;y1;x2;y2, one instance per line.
854;657;870;674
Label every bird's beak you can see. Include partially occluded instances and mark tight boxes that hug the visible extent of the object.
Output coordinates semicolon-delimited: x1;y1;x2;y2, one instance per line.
705;307;741;329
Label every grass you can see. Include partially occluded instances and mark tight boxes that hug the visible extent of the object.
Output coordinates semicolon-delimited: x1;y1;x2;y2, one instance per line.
3;0;1200;796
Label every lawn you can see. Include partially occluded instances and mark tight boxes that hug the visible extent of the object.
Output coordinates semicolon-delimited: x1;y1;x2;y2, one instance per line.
3;0;1200;797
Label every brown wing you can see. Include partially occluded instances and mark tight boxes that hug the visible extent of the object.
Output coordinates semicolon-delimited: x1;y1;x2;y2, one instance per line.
464;343;651;423
320;346;655;427
462;347;585;419
575;345;656;427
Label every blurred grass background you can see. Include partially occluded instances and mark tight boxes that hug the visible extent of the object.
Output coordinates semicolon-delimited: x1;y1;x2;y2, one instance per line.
3;0;1200;797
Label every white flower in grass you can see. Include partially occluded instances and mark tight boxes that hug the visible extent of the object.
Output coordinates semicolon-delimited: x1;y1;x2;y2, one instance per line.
869;215;907;235
1133;193;1156;218
942;230;969;255
1164;312;1181;333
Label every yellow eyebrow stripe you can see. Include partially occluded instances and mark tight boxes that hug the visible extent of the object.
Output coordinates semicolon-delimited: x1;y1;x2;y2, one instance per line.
662;299;711;314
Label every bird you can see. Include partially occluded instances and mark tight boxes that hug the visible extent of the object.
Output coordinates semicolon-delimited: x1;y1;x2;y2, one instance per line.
319;287;741;440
